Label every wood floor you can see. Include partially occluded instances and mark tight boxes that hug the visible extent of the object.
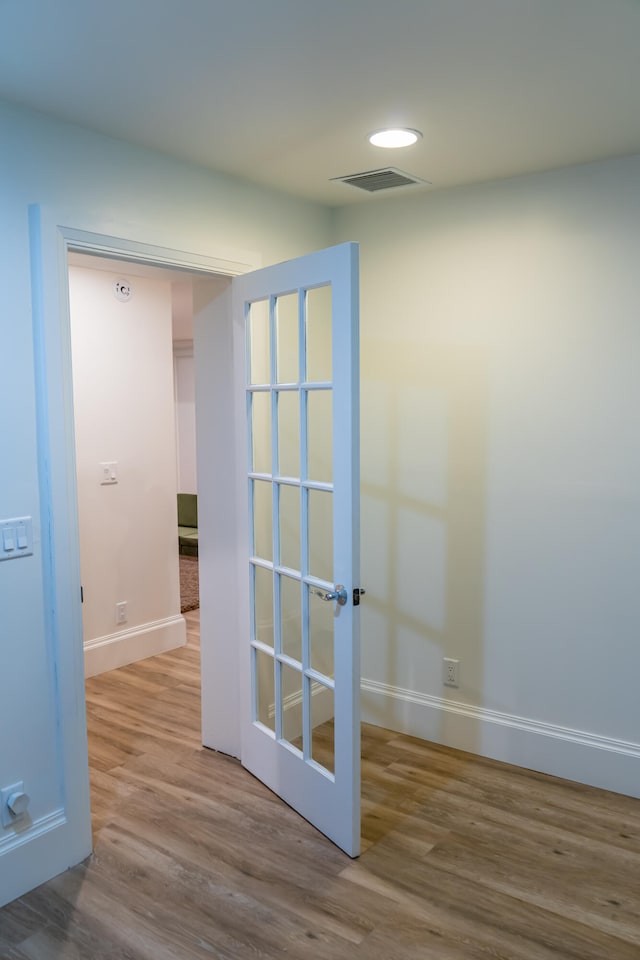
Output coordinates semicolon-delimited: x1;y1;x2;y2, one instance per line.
2;610;640;958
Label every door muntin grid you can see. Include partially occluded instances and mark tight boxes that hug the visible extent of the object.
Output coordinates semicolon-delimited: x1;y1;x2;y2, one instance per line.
246;288;336;776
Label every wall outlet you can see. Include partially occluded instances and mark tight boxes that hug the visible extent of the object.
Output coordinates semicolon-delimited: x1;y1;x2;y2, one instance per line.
115;601;128;625
443;657;460;688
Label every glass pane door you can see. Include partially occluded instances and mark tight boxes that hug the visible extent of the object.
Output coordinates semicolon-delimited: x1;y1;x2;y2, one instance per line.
235;243;360;857
247;284;336;774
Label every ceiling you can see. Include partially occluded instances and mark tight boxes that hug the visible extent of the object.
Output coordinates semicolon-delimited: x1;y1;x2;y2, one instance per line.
2;0;640;206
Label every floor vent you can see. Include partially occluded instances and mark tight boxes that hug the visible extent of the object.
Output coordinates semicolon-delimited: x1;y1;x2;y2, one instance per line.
331;167;428;193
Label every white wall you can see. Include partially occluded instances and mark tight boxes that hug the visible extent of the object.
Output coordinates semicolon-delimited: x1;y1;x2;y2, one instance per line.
335;154;640;795
172;280;198;494
0;98;332;908
174;350;197;494
69;264;185;675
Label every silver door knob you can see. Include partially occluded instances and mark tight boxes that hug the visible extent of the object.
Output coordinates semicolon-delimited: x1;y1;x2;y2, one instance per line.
313;584;348;606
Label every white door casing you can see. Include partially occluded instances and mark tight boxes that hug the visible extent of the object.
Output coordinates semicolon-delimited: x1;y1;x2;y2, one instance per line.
11;205;256;909
17;208;359;908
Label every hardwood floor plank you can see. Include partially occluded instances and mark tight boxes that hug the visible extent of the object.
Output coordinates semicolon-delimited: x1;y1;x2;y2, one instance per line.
90;821;368;955
2;610;640;959
372;766;640;944
0;943;33;960
87;767;139;835
387;737;640;851
342;859;640;960
0;899;43;947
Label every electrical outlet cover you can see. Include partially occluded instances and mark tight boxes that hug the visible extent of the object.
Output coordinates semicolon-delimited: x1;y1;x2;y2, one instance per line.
443;657;460;688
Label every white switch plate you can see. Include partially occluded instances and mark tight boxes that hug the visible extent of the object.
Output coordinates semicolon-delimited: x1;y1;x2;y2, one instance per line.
0;517;33;562
100;462;119;485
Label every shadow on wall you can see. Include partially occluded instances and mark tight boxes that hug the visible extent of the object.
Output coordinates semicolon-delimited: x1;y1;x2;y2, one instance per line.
360;339;488;756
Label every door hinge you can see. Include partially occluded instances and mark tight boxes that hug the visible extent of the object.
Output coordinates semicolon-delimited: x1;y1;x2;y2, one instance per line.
80;585;84;604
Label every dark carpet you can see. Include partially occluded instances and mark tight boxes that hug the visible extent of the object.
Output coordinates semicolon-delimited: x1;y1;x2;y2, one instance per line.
179;555;199;613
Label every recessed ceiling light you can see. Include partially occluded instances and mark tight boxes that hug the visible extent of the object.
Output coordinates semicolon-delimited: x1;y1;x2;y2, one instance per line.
368;128;422;149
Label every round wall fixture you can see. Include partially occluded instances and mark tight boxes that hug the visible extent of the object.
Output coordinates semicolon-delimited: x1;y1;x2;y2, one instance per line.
113;279;132;302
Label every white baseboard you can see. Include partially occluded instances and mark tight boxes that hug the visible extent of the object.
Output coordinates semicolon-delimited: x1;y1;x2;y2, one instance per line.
361;679;640;800
84;615;186;677
0;808;66;856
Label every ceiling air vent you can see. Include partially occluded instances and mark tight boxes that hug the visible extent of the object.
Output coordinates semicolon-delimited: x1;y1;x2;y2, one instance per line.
331;167;428;193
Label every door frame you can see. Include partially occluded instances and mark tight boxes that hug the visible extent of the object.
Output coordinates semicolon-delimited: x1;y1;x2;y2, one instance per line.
29;204;259;870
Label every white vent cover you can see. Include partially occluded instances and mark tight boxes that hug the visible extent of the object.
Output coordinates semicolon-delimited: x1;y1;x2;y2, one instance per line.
331;167;428;193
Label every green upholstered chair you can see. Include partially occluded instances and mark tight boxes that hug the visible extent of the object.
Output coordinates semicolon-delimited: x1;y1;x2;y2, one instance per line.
177;493;198;557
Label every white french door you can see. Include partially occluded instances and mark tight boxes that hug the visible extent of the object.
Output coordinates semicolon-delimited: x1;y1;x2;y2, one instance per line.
234;242;361;857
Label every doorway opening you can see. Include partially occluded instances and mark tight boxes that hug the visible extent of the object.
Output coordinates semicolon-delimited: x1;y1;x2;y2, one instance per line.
29;208;259;877
32;210;361;871
64;248;231;837
66;251;216;676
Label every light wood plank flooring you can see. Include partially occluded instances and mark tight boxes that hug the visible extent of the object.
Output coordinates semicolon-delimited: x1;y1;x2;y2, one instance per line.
1;609;639;958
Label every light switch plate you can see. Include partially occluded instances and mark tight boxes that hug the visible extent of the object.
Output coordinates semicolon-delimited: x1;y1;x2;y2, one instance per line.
100;461;119;485
0;517;33;562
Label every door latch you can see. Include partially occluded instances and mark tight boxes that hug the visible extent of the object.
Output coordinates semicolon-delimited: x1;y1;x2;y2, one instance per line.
353;588;366;606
